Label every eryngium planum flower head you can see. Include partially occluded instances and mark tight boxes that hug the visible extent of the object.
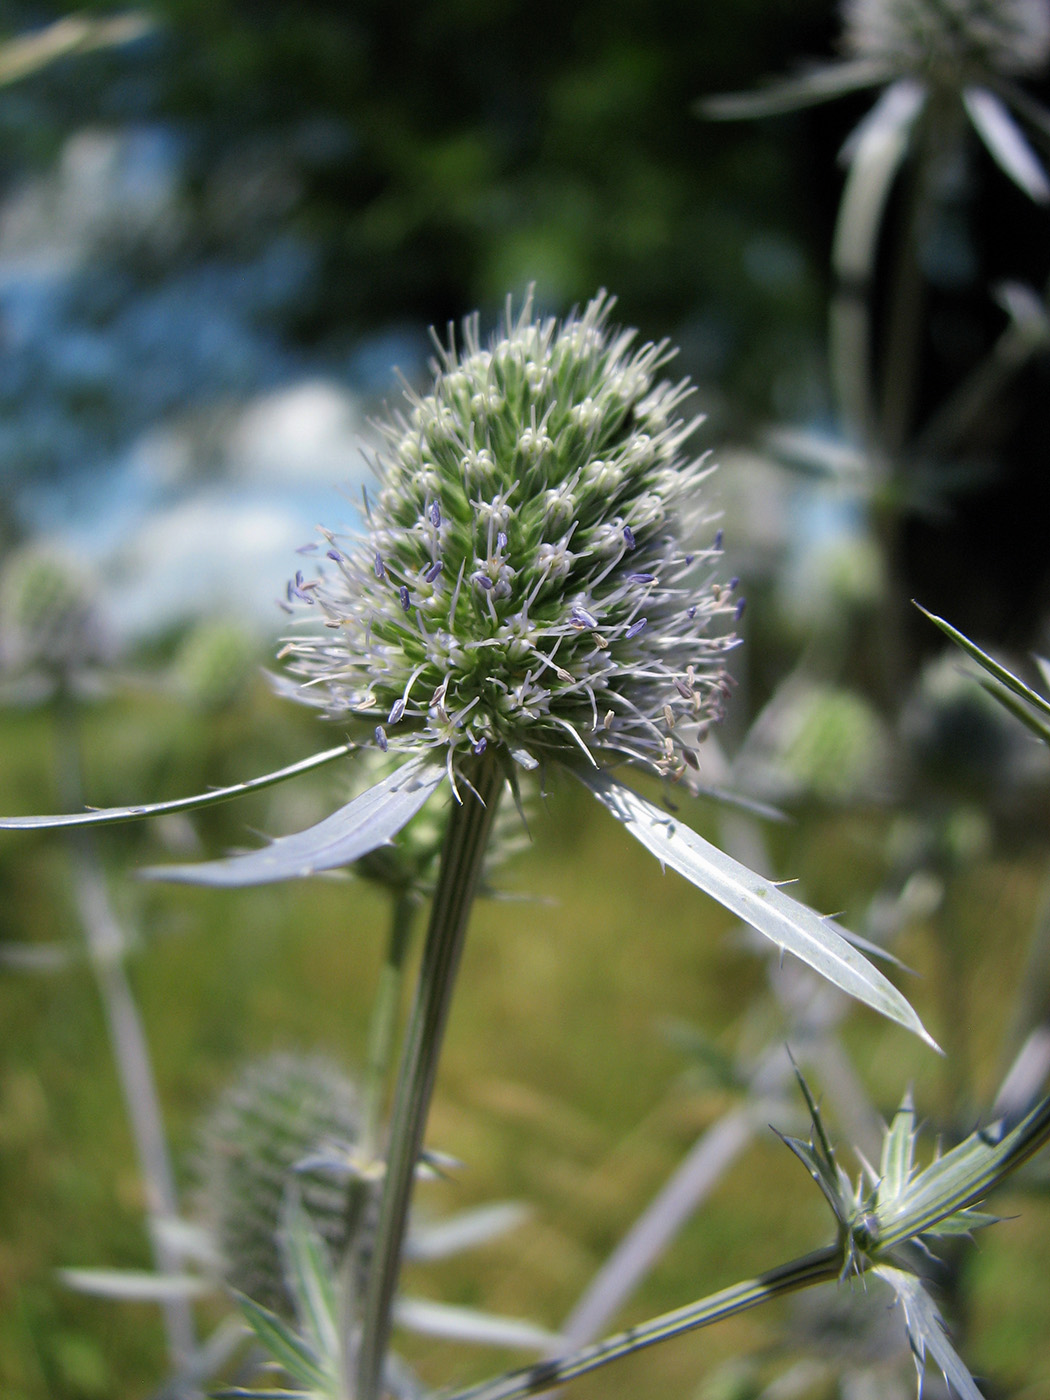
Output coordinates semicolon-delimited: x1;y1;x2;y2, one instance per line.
283;291;737;782
842;0;1050;83
193;1053;361;1314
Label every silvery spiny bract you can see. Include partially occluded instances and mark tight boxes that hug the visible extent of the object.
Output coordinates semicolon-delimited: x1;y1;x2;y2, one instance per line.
282;291;738;784
842;0;1050;81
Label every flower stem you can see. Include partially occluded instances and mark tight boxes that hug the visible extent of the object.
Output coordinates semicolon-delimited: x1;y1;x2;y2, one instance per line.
356;751;503;1400
53;693;197;1374
444;1244;842;1400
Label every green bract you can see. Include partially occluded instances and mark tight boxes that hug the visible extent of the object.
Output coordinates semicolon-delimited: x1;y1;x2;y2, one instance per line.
282;291;737;782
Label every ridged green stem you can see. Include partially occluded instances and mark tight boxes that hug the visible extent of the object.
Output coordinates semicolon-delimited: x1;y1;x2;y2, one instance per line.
356;752;503;1400
445;1245;842;1400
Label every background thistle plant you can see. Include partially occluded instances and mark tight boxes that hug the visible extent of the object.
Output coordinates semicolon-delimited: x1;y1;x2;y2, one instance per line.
193;1053;362;1316
841;0;1050;84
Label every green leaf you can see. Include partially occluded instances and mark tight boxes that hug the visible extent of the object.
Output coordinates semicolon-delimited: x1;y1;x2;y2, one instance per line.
975;677;1050;747
874;1266;986;1399
232;1293;330;1391
141;757;446;887
878;1092;917;1208
915;606;1050;722
0;742;356;831
278;1195;339;1361
578;769;938;1049
877;1094;1050;1249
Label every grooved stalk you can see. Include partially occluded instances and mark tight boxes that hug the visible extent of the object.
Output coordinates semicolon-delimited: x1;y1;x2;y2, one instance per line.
356;753;503;1400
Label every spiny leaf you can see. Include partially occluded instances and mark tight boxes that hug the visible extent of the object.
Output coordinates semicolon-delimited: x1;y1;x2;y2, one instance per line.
875;1266;985;1400
232;1292;330;1391
879;1092;917;1208
279;1195;339;1361
916;606;1050;722
141;757;445;887
579;769;938;1049
0;742;356;831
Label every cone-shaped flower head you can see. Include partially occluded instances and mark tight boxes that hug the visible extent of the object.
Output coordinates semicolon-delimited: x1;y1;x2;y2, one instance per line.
0;543;105;679
193;1053;361;1314
283;291;736;781
842;0;1050;84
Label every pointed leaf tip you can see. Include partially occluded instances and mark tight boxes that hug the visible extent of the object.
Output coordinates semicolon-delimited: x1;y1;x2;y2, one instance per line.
578;768;939;1049
0;742;356;831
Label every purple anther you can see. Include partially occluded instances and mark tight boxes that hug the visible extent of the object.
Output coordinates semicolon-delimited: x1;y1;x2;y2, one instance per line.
687;605;698;620
729;576;739;591
296;542;318;554
474;573;493;590
424;560;443;584
625;618;647;639
674;678;693;699
626;572;656;584
572;605;599;629
735;596;747;621
295;570;305;588
496;531;508;553
327;549;342;562
713;529;724;550
429;501;442;527
375;725;388;752
286;580;295;602
473;736;488;755
388;698;406;724
374;552;385;579
399;585;411;611
684;553;695;566
623;525;636;550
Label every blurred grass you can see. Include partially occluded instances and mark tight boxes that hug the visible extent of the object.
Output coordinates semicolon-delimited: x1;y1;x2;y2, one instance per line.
1;684;1049;1398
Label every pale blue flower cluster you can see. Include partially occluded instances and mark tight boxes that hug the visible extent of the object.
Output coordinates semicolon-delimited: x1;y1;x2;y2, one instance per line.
283;292;738;781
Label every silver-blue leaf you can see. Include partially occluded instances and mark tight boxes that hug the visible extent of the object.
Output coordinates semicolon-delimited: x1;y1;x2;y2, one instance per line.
578;769;938;1049
141;758;446;887
0;742;356;830
875;1266;986;1400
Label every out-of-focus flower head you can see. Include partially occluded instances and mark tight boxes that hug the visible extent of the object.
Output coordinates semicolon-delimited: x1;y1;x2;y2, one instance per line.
0;542;109;689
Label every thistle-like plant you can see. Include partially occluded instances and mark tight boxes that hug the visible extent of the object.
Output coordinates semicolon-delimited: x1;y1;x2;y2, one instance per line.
702;0;1050;455
703;0;1050;205
0;291;937;1400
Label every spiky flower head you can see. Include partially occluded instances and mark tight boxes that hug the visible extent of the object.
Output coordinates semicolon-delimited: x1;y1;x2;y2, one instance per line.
192;1053;361;1314
173;617;260;713
0;543;105;679
842;0;1050;83
282;292;737;784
